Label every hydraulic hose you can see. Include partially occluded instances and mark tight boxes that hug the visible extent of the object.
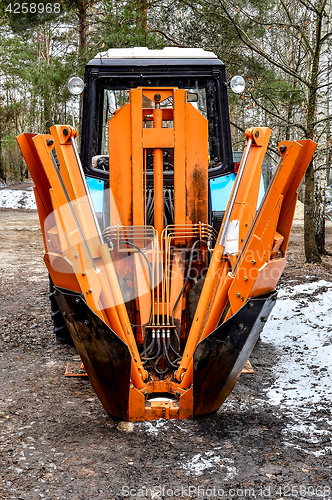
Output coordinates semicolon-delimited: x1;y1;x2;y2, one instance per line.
163;331;180;369
154;354;169;375
171;239;208;326
102;233;154;326
141;329;156;357
142;330;161;362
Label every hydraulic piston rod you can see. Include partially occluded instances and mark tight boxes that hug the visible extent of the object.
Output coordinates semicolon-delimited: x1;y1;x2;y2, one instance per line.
153;104;164;240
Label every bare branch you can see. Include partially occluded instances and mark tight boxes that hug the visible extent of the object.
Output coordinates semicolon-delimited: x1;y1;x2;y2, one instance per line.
280;0;314;56
296;0;320;13
149;29;188;47
248;92;308;134
217;0;310;88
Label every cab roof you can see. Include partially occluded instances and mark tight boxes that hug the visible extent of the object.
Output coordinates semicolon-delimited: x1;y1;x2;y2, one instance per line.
87;46;224;68
93;47;218;59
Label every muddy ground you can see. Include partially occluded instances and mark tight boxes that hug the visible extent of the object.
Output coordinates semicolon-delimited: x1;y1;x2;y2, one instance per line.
1;200;332;500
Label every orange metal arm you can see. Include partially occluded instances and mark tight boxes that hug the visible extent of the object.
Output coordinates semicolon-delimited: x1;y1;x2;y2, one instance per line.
226;139;317;318
174;127;271;382
179;139;315;391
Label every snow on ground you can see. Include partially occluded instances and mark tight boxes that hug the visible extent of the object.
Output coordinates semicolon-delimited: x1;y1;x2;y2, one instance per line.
181;452;237;477
138;419;169;436
262;280;332;456
0;188;37;209
262;280;332;409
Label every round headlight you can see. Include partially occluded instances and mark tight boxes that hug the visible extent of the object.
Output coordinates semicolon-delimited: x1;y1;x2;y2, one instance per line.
67;76;84;95
229;75;246;94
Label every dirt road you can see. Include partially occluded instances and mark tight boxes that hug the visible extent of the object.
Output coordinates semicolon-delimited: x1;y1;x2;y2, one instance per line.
1;207;332;500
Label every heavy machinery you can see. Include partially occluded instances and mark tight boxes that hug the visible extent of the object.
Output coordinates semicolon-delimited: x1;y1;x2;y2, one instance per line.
17;47;316;421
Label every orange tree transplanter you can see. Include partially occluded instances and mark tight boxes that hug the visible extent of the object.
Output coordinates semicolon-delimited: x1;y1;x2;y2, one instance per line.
17;48;316;421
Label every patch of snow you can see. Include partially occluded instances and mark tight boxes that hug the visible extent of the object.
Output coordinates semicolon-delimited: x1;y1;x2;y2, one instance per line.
138;419;169;436
0;189;36;209
182;452;237;478
262;280;332;455
311;446;332;457
281;422;331;445
262;280;332;409
173;422;189;433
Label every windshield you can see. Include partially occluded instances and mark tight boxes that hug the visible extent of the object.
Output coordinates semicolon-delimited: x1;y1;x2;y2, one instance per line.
91;77;222;173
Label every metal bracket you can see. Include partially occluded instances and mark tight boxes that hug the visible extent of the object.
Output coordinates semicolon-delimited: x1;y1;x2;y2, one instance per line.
241;359;254;374
65;362;88;377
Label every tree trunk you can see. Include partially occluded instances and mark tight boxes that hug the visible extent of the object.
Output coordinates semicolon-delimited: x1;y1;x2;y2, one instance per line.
314;166;327;254
136;0;148;31
304;11;323;264
78;0;87;58
0;94;6;181
44;96;53;134
78;0;88;139
304;162;321;262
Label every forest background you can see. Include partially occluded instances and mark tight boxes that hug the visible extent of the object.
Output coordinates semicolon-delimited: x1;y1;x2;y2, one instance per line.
0;0;331;263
